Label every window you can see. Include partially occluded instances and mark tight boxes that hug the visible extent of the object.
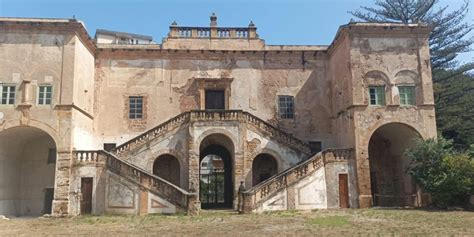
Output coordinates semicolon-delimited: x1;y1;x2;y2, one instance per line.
278;95;295;119
309;141;322;154
38;85;53;105
1;85;16;105
368;86;385;105
47;148;56;164
129;96;143;119
399;86;415;105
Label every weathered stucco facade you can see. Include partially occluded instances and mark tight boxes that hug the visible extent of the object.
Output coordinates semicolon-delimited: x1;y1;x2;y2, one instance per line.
0;15;436;216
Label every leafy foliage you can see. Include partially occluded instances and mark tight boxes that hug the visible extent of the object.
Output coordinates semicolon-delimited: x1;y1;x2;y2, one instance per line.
350;0;474;80
406;138;474;207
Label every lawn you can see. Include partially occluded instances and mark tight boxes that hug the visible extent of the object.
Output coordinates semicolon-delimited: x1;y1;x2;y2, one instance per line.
0;208;472;236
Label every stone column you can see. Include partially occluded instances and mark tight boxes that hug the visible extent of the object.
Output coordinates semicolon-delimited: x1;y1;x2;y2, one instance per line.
52;151;73;216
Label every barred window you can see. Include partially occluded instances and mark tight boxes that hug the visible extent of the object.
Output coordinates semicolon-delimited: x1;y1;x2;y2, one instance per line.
129;96;143;119
369;86;385;105
278;95;294;119
38;85;53;105
1;85;16;105
398;86;415;105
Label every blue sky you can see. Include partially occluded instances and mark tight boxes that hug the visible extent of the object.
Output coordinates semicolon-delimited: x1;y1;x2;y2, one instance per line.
0;0;472;63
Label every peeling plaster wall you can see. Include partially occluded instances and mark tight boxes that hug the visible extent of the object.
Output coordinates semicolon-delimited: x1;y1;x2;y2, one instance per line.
94;52;333;148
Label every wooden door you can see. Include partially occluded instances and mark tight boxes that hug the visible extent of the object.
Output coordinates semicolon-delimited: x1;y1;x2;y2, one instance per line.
81;177;93;214
339;174;350;208
205;90;225;110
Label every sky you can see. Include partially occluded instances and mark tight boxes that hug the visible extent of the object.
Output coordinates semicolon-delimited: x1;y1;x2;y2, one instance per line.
0;0;472;63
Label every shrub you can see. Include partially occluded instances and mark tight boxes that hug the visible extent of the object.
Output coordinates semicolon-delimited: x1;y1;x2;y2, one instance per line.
406;138;474;207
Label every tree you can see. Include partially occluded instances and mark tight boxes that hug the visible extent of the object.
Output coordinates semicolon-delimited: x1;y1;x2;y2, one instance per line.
434;70;474;150
406;137;474;207
350;0;474;81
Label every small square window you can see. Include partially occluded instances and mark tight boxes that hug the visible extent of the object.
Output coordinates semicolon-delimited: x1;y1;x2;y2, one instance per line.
399;86;415;105
1;85;16;105
129;96;143;119
368;86;385;105
278;95;295;119
38;85;53;105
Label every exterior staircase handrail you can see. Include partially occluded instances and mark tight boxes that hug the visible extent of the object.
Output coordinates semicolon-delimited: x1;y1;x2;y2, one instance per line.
239;148;353;211
113;110;312;156
73;150;197;211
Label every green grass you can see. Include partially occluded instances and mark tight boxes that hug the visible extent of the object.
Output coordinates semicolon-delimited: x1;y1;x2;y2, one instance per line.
308;216;350;227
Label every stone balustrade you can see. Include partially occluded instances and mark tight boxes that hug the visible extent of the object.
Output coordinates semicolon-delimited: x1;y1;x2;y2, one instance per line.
74;150;198;214
74;150;103;164
170;26;256;39
239;148;353;213
114;110;312;156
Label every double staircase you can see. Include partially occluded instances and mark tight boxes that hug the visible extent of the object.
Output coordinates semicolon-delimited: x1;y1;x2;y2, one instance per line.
73;110;352;215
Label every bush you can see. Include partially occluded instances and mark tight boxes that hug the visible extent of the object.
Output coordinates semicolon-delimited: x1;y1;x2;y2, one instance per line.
406;138;474;207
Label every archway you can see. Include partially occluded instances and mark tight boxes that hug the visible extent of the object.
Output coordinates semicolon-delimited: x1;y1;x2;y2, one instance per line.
0;126;56;216
153;154;180;187
199;134;234;209
252;153;278;186
368;123;421;207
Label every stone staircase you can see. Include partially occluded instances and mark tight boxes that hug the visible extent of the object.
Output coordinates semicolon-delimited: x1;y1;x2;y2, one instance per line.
74;150;199;215
238;148;353;213
113;110;312;157
72;111;350;215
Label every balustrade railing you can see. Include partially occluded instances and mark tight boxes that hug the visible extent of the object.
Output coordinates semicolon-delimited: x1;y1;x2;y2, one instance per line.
74;150;102;163
114;112;191;155
73;150;197;211
170;26;254;39
239;148;353;213
113;110;312;156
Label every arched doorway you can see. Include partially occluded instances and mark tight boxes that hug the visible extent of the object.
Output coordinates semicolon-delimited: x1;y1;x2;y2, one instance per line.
199;134;234;209
153;154;180;187
252;154;278;186
368;123;421;207
0;126;56;216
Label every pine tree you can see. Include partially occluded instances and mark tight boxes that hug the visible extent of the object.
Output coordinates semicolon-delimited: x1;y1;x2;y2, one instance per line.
350;0;474;82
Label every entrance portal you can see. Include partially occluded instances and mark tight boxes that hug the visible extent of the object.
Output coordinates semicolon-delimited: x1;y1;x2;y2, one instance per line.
199;134;234;209
0;126;56;216
368;123;421;207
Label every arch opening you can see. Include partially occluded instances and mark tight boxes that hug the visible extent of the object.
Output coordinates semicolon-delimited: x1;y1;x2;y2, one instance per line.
252;153;278;186
153;154;181;187
199;133;234;209
368;123;421;207
0;126;56;216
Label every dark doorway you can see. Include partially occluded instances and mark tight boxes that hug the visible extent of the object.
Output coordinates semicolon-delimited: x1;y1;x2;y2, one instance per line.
368;123;421;207
81;177;93;214
43;188;54;214
200;144;233;209
339;174;350;208
153;154;181;187
252;154;278;186
205;90;225;110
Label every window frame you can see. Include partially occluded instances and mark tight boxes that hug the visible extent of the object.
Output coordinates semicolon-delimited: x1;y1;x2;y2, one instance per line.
368;86;386;106
37;85;53;105
0;84;16;105
398;85;416;106
278;95;295;119
128;96;143;119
